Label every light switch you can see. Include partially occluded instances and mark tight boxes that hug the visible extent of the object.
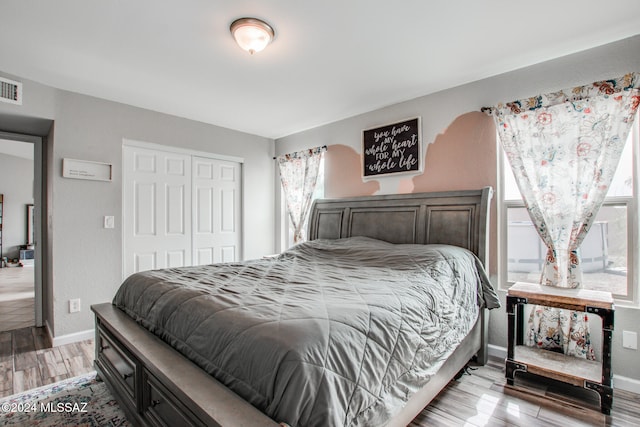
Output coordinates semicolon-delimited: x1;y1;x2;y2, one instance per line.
104;216;115;229
622;331;638;350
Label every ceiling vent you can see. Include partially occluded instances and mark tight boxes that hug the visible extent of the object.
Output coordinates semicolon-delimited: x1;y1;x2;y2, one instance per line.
0;76;22;105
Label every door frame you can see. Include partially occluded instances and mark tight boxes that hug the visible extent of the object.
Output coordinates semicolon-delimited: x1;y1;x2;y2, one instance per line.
121;139;245;278
0;130;44;326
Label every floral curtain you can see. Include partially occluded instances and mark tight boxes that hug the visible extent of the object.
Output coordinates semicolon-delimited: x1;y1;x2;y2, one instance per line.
277;146;326;243
486;73;640;358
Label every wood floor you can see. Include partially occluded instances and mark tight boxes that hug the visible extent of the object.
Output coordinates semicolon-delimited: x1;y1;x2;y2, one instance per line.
0;326;93;398
0;266;35;332
1;326;639;426
412;359;640;427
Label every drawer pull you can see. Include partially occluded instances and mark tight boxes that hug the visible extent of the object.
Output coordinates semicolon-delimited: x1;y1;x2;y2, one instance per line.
122;372;133;380
151;399;162;407
100;345;110;351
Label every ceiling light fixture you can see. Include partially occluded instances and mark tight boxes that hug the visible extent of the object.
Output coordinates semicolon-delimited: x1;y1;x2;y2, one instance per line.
230;17;275;55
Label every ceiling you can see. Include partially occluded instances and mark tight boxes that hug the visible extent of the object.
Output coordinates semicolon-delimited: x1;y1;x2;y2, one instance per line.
1;1;639;139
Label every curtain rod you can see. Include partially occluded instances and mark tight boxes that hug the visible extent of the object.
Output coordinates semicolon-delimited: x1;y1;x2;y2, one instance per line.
273;145;327;160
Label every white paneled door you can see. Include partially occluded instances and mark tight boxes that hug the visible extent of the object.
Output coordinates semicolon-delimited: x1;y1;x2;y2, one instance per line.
123;145;241;279
192;156;241;265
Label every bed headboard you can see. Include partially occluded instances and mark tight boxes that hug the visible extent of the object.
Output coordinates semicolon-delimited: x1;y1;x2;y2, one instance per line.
308;187;493;267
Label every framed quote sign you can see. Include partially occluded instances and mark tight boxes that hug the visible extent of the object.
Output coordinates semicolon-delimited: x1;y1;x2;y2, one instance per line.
362;117;422;178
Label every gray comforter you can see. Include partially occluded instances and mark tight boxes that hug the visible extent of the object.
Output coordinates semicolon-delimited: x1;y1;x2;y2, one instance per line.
113;237;499;426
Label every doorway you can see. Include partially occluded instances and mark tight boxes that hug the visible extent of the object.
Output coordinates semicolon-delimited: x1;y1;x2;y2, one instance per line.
0;132;42;332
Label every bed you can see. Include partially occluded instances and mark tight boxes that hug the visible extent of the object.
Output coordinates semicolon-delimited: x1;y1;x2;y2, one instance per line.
92;187;498;427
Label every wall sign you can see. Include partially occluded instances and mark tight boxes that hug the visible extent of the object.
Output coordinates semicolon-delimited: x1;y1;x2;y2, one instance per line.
62;158;113;182
362;117;421;178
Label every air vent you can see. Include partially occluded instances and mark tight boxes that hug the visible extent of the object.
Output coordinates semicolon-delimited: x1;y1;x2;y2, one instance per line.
0;76;22;105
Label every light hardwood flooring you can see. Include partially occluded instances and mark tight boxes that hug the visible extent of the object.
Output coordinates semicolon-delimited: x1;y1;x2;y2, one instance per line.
1;329;638;426
0;326;93;398
0;266;35;332
412;359;640;427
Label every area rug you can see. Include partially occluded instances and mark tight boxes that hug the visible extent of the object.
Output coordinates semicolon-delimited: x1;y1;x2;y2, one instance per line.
0;373;130;426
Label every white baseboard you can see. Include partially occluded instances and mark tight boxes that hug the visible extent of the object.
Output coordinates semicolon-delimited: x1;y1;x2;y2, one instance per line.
485;344;640;394
45;320;94;347
488;344;507;360
614;374;640;394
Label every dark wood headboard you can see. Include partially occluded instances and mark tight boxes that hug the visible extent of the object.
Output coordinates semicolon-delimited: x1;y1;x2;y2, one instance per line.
308;187;493;267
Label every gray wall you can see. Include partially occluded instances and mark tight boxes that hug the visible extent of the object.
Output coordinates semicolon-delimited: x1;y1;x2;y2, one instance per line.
0;72;276;338
0;152;34;259
275;35;640;382
1;34;638;384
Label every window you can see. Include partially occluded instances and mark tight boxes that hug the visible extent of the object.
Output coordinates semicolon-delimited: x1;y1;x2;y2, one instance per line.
500;113;638;301
282;155;325;249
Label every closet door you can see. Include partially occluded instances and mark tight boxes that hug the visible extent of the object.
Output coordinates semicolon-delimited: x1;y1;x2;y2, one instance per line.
192;157;241;265
123;146;192;278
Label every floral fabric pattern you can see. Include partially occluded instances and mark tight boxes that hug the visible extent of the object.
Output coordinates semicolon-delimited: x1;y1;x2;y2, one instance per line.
487;73;639;358
527;306;594;359
277;146;326;243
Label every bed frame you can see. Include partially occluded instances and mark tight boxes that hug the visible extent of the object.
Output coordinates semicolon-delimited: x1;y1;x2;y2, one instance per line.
92;187;493;427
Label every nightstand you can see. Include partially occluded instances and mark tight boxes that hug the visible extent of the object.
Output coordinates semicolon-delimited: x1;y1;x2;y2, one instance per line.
506;282;614;414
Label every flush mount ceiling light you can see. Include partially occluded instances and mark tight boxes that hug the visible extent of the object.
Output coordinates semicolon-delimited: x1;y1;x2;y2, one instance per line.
230;17;275;55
